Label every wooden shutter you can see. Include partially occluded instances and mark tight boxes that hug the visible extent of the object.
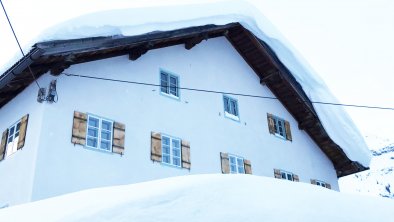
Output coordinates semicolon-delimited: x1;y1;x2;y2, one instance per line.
267;113;275;134
72;111;87;145
293;174;300;182
310;179;317;185
244;159;252;174
17;114;29;150
112;122;125;155
274;169;282;179
0;129;8;161
326;183;331;189
220;152;230;174
284;120;292;141
151;132;162;162
181;140;191;169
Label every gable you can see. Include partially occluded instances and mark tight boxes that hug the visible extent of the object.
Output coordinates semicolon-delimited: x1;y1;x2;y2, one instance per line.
0;23;368;177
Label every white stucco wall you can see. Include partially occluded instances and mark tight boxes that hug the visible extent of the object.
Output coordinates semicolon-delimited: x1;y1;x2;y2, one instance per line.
1;36;339;205
0;81;46;207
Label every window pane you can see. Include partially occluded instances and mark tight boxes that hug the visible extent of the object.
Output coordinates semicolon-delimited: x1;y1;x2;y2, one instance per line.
230;165;237;173
14;132;19;138
161;73;168;93
173;157;181;166
9;126;14;136
88;128;98;137
102;121;112;131
172;139;180;148
100;141;111;151
162;137;170;145
224;97;230;112
231;100;238;116
173;148;180;157
8;136;13;143
229;156;236;164
16;122;21;131
287;174;293;181
162;146;170;154
170;85;177;96
238;166;245;174
88;117;99;127
87;137;98;148
101;131;111;140
162;155;170;164
281;172;286;179
236;158;243;166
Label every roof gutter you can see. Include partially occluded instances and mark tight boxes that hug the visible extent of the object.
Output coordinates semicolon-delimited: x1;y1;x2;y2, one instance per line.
0;47;44;88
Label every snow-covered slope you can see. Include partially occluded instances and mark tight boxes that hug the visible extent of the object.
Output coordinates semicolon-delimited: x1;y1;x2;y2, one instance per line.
340;141;394;199
0;0;371;168
0;174;393;222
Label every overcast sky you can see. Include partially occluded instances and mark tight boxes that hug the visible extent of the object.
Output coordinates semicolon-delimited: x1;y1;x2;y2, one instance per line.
1;0;393;148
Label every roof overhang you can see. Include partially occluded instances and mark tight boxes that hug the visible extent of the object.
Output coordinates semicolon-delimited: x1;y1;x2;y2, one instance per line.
0;23;368;177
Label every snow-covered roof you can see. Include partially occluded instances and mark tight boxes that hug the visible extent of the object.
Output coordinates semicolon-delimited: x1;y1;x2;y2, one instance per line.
0;1;371;170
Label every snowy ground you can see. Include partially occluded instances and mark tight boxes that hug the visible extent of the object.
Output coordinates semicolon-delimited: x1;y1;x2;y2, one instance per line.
0;174;393;222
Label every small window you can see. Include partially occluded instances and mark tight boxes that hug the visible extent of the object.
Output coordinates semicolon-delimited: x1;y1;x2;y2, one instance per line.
228;154;245;174
267;114;292;141
160;71;179;98
86;115;113;152
223;95;239;121
161;135;181;167
280;170;294;181
6;121;21;157
316;180;327;188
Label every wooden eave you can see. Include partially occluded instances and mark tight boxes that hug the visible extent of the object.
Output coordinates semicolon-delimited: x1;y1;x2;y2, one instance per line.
0;23;368;177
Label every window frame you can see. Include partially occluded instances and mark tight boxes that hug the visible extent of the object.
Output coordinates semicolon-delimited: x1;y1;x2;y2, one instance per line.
279;170;294;181
161;134;182;168
5;120;21;157
160;69;180;100
228;154;245;174
85;114;114;153
272;115;287;140
223;95;240;122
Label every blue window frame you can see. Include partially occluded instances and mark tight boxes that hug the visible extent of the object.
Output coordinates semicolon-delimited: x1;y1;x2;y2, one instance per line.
86;114;113;152
228;154;245;174
160;71;179;98
161;135;181;167
223;95;239;121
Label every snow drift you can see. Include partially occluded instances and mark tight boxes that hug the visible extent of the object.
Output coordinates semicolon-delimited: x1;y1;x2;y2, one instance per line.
0;174;393;221
0;0;371;166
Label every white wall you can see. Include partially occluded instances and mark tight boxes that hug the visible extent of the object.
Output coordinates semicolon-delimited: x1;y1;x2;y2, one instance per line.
0;80;46;206
18;36;337;202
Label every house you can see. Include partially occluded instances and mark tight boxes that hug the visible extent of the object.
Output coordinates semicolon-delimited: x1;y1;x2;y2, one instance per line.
0;5;371;207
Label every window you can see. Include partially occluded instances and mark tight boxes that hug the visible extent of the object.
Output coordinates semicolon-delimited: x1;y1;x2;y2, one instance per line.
86;115;113;152
281;171;294;181
223;95;239;121
6;120;21;157
274;169;298;181
267;114;292;141
160;71;179;98
316;180;327;188
228;154;245;174
161;135;181;167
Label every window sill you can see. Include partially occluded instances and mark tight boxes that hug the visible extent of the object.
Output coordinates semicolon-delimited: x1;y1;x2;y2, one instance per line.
160;162;182;169
274;133;288;141
84;145;113;154
160;92;180;101
224;111;240;122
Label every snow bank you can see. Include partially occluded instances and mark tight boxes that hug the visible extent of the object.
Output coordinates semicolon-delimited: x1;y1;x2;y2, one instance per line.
0;0;371;166
0;174;392;221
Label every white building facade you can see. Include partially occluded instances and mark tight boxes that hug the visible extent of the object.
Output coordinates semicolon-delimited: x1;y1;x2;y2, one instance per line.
0;36;341;206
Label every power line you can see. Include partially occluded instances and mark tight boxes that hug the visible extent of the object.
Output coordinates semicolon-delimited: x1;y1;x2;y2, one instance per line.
62;72;394;111
0;0;41;88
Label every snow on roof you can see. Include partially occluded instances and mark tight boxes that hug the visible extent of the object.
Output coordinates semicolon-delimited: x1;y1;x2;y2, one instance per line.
0;174;392;221
1;0;371;167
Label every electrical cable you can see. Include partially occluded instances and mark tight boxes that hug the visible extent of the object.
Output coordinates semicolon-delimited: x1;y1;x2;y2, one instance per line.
62;72;394;111
0;0;41;88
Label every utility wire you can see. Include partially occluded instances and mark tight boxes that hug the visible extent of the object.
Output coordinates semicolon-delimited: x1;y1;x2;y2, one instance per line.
62;72;394;111
0;0;41;88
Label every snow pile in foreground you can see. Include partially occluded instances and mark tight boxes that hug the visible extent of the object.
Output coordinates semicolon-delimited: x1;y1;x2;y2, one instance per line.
340;143;394;199
1;174;393;222
0;0;371;167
